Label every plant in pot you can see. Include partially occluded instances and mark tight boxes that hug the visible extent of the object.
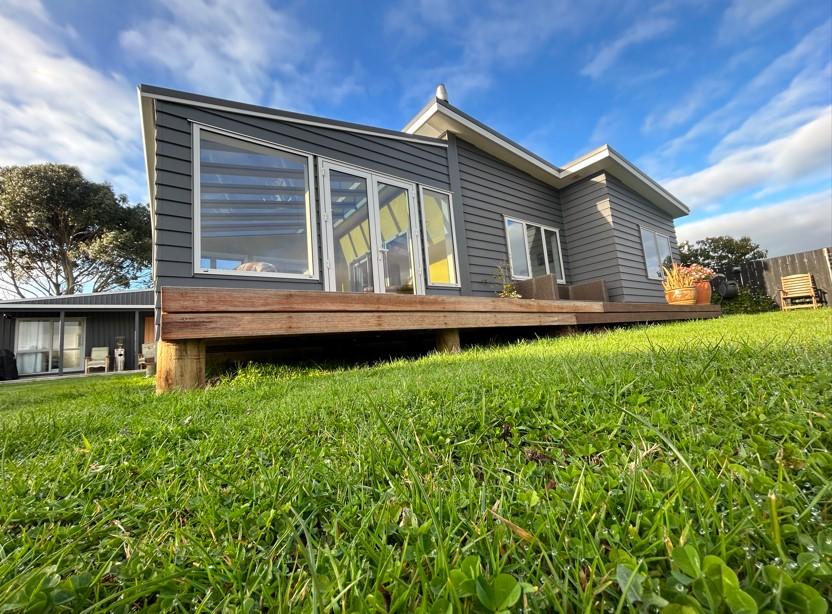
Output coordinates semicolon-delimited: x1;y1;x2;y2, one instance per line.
686;263;716;304
661;263;697;305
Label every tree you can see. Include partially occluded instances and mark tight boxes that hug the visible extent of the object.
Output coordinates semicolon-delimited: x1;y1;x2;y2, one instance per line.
679;235;767;275
0;164;151;298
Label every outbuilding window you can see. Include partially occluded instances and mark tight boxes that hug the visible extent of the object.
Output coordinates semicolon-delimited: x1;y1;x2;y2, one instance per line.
193;126;318;279
504;217;565;283
640;227;673;280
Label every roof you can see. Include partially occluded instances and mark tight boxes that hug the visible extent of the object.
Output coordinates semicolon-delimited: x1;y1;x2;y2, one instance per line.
0;289;154;311
403;97;691;218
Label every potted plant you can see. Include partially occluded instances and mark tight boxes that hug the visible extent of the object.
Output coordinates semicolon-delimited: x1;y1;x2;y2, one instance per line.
661;263;697;305
495;263;521;298
686;263;716;304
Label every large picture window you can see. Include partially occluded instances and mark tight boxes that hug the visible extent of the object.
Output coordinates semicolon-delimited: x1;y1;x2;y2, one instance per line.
420;187;459;287
15;318;85;375
640;227;673;280
194;126;317;278
504;217;565;282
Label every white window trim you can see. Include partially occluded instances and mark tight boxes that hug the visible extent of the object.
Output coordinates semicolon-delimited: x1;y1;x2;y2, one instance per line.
418;185;462;288
192;124;320;281
14;317;86;375
639;225;673;281
319;159;425;294
503;216;566;284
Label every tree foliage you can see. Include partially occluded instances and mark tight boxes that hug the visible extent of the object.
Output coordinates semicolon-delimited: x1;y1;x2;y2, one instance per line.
679;235;767;275
0;164;151;298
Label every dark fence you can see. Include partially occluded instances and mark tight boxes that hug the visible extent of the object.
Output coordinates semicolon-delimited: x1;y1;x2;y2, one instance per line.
727;247;832;306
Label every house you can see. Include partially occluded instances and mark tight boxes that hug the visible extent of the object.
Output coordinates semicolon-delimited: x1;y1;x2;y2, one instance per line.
138;84;716;390
0;290;154;378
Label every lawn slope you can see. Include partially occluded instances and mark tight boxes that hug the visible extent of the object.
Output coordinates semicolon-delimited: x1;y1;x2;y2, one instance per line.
0;311;830;612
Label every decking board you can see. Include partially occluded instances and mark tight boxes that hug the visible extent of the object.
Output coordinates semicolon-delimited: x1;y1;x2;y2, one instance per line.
159;287;720;342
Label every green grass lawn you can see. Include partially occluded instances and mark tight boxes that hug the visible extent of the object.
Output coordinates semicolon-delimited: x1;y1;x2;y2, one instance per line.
1;311;830;612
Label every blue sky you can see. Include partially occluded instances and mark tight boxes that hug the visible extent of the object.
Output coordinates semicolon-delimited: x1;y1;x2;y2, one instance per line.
1;0;830;256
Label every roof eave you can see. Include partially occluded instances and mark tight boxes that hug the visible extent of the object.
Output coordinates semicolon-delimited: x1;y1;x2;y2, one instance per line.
405;103;690;218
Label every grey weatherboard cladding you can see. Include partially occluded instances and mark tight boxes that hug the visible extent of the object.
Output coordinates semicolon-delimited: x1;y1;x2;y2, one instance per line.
150;94;683;306
153;100;452;295
454;138;569;297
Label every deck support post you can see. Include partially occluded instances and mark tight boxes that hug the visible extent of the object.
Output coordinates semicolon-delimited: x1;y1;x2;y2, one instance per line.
155;339;206;393
435;328;461;353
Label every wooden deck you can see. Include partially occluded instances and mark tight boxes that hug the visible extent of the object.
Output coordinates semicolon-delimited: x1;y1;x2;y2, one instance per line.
156;287;720;391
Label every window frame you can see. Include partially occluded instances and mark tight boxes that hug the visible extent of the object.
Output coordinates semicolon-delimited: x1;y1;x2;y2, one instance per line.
639;225;673;281
192;123;320;280
503;216;566;284
14;317;86;375
418;185;461;288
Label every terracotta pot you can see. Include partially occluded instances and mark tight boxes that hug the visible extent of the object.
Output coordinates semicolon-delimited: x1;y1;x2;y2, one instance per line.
695;280;712;304
664;287;697;305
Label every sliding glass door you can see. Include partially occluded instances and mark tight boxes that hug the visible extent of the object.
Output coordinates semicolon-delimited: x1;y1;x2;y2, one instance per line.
16;318;85;375
320;161;423;294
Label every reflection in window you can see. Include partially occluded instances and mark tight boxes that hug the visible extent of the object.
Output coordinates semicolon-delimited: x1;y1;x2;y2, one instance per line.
329;170;374;292
377;183;416;294
197;129;314;276
421;189;458;286
640;227;673;280
506;219;530;278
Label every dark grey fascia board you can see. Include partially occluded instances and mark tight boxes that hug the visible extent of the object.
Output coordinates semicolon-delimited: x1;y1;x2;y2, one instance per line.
138;84;448;147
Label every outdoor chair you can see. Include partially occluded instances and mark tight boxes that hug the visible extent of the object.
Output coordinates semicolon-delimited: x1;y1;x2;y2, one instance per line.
778;273;825;310
137;342;156;369
84;347;110;374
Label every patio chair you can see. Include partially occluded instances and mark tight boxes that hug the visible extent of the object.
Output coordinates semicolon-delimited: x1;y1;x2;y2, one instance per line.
85;347;110;374
778;273;825;310
137;342;156;369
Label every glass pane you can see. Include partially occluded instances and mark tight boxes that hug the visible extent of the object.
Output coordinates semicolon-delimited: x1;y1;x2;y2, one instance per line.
641;228;661;280
17;352;48;375
544;229;564;281
199;131;312;275
526;225;547;277
505;219;530;278
377;183;415;294
656;235;673;271
422;189;457;285
330;170;374;292
17;320;52;352
63;349;82;370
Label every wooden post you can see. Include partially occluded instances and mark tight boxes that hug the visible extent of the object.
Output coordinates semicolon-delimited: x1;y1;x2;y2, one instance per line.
155;340;206;393
435;328;461;353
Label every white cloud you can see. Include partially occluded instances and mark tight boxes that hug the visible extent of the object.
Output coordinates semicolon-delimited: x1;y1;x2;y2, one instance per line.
581;17;675;79
717;0;795;43
385;0;596;104
643;77;731;133
676;189;832;257
0;3;144;200
711;62;832;158
119;0;362;111
664;108;832;208
658;22;831;159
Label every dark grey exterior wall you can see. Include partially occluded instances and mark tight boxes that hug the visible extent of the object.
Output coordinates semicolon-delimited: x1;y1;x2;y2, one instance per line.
0;310;154;375
454;138;567;296
606;175;679;303
153;100;452;297
560;174;624;300
560;172;681;303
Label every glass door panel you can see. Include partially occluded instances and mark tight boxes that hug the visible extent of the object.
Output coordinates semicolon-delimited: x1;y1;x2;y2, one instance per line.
543;229;564;281
16;320;52;375
328;170;375;292
376;182;416;294
61;320;84;370
526;225;547;277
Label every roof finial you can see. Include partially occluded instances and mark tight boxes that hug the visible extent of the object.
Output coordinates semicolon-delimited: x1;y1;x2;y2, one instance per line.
435;83;448;102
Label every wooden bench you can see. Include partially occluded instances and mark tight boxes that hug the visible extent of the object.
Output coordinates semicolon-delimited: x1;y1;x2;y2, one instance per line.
778;274;825;310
